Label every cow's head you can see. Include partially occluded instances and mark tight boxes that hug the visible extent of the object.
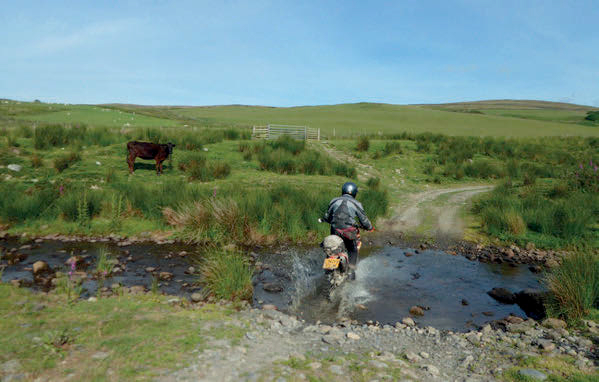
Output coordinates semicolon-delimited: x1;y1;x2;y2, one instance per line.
167;142;176;157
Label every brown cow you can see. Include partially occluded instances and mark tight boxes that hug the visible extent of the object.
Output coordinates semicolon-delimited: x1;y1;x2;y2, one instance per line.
127;141;175;175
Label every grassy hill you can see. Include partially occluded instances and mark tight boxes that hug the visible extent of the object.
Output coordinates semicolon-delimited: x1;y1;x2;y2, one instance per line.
421;99;598;127
2;98;598;138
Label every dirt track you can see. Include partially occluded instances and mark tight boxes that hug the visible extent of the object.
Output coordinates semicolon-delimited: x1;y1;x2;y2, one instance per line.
381;185;493;239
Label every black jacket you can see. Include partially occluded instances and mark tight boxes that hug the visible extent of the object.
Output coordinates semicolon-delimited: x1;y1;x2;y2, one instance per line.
322;194;373;231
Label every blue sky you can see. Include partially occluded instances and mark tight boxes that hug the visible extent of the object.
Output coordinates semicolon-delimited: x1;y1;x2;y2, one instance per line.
1;0;598;106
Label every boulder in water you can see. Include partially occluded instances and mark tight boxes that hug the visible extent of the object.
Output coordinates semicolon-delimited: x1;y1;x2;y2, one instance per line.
515;289;547;320
487;287;516;304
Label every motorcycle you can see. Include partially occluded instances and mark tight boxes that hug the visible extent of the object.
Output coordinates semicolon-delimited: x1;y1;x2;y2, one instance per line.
319;220;365;296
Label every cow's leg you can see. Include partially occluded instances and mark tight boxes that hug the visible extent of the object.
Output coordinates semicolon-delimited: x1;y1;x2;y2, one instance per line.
155;158;162;175
127;153;136;174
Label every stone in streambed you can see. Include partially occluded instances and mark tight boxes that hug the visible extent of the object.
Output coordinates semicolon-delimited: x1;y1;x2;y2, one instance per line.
262;282;283;293
487;287;516;304
32;261;50;275
409;306;424;316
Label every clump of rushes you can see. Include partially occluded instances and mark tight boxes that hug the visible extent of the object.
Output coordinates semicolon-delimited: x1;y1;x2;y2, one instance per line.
31;155;43;168
356;136;370;152
95;247;114;277
200;250;253;302
53;152;81;172
545;252;599;321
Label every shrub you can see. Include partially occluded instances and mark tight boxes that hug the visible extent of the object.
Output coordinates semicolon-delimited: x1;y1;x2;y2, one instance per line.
200;250;253;301
545;252;599;321
356;136;370;152
53;152;81;172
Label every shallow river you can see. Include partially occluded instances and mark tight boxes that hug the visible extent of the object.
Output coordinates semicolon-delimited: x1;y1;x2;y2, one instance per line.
1;238;541;331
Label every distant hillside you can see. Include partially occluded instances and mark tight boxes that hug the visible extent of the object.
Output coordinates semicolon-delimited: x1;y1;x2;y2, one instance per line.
2;98;598;138
419;99;598;127
420;99;595;111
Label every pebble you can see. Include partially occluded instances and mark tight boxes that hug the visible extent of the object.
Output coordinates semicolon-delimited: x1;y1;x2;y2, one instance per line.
405;352;421;363
308;362;322;370
419;351;430;359
347;332;361;340
329;365;344;375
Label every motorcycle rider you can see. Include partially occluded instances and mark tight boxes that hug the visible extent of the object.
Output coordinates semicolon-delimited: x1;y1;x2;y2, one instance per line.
321;182;373;279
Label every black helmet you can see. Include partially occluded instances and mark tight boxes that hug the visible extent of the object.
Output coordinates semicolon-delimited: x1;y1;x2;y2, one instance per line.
341;182;358;197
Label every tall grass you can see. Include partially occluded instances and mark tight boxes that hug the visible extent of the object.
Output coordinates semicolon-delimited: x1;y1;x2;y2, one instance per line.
200;250;253;301
254;136;356;177
178;153;231;182
545;252;599;321
473;181;597;247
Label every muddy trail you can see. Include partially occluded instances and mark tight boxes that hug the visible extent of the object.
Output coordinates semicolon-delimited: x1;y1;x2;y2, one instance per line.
381;185;493;240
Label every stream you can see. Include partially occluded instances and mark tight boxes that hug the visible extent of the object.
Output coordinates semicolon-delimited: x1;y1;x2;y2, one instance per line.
1;238;543;331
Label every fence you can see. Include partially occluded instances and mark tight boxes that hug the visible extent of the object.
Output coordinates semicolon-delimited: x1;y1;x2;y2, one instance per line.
252;124;320;141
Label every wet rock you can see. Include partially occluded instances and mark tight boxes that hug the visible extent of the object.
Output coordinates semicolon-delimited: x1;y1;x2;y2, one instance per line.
159;272;173;281
185;266;195;274
409;306;424;316
515;289;547;320
262;304;277;311
404;252;414;257
487;287;516;304
145;267;156;273
482;311;494;316
542;318;567;330
32;260;50;275
519;368;547;380
401;317;415;326
461;299;469;306
262;283;283;293
529;265;543;273
355;303;368;310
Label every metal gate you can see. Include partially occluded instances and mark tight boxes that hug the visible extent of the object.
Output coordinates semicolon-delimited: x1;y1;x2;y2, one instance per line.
252;124;320;141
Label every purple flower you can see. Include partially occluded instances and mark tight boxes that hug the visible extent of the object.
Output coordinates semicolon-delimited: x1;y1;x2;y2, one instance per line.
590;159;594;167
213;188;217;197
580;163;584;170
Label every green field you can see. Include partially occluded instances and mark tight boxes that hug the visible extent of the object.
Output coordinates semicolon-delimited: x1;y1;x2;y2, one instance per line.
3;99;598;137
1;98;598;249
